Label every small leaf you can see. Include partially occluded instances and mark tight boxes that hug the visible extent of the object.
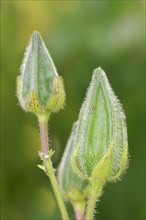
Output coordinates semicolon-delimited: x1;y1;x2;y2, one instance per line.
37;164;46;172
49;149;55;158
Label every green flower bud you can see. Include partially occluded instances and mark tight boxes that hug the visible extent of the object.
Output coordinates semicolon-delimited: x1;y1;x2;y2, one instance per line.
58;121;89;202
58;67;128;201
17;31;65;114
74;68;128;180
71;67;128;182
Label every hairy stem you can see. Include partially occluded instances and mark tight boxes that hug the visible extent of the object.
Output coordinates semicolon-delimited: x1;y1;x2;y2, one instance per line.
39;119;49;155
85;181;103;220
43;156;69;220
37;113;69;220
73;201;86;220
37;112;50;155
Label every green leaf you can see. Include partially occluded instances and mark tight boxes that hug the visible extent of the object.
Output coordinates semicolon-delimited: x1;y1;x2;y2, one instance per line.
37;164;46;172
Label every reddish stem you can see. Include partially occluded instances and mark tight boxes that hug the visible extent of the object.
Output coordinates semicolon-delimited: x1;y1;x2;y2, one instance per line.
39;120;49;155
73;203;85;220
75;209;84;220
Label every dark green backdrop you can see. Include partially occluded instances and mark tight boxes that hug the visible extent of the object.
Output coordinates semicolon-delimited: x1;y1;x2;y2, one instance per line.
1;1;145;220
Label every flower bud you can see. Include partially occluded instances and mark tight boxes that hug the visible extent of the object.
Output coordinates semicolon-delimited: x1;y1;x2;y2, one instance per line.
17;31;65;114
71;67;128;182
58;121;89;202
58;67;128;201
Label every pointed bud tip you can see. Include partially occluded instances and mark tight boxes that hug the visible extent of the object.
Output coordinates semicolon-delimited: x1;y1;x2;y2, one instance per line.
31;31;41;38
90;67;106;83
31;31;42;45
93;66;105;76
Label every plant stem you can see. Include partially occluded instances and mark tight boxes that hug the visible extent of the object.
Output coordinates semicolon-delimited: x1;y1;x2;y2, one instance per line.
43;157;69;220
73;201;86;220
37;113;69;220
38;118;49;155
85;181;103;220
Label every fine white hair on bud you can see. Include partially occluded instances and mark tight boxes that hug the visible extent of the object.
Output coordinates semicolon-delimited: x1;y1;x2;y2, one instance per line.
71;67;128;180
17;31;65;114
58;67;128;203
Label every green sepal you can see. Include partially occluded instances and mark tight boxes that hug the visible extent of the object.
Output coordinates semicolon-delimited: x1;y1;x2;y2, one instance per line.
28;91;43;113
107;145;128;182
71;143;88;179
64;187;87;202
91;142;114;181
46;76;65;112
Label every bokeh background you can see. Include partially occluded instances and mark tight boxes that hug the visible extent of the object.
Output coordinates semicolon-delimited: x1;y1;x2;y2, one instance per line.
1;1;145;220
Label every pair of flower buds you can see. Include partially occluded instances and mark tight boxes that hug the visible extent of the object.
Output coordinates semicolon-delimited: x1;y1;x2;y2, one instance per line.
17;32;128;204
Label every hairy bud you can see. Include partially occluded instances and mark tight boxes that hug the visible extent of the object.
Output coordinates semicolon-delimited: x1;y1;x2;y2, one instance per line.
58;121;89;202
58;67;128;202
17;31;65;114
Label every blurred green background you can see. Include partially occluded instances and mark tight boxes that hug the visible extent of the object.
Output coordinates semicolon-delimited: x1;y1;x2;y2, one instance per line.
1;1;145;220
